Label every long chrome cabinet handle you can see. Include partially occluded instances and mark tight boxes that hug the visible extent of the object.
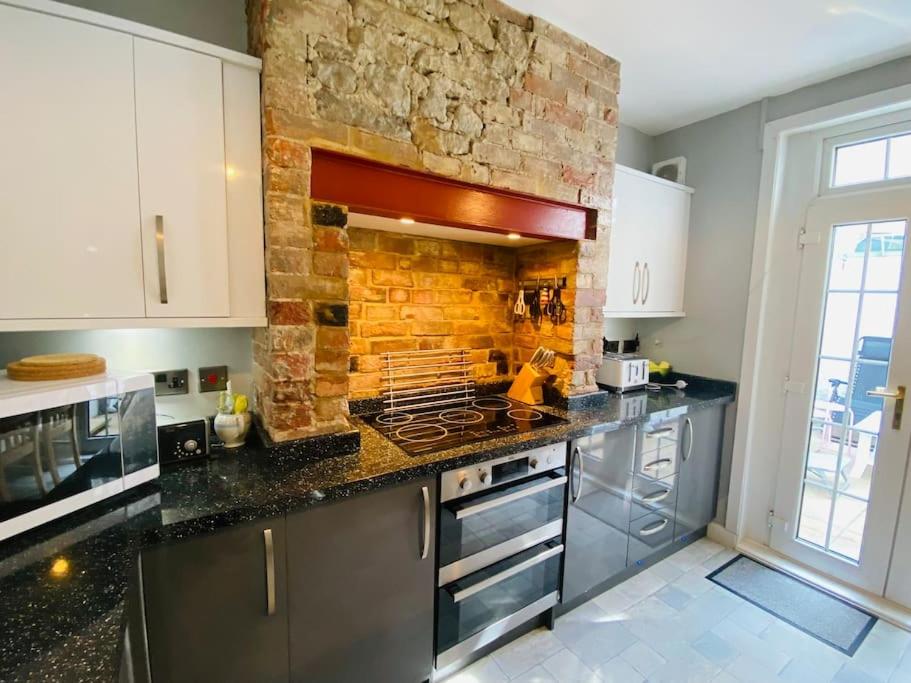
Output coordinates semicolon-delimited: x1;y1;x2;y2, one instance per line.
639;518;668;537
640;488;671;504
642;457;672;472
455;475;567;520
154;215;168;304
683;417;694;462
449;544;564;603
420;486;430;560
571;447;585;502
263;528;276;617
642;262;650;305
632;262;641;304
646;426;675;437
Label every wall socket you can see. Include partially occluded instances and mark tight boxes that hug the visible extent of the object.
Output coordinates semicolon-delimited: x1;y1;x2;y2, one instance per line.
199;365;228;393
153;369;189;396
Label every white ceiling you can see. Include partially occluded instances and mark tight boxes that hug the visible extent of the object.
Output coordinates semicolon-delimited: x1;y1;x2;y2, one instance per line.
505;0;911;135
347;213;545;247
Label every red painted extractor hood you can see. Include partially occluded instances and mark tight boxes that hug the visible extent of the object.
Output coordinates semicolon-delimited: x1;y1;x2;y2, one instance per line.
310;149;597;241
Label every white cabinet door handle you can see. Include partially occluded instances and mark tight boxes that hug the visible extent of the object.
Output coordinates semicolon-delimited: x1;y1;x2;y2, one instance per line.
154;215;168;304
633;262;641;304
642;262;650;305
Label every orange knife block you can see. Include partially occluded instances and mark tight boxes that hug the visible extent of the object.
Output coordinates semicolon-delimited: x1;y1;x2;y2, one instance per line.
507;363;549;405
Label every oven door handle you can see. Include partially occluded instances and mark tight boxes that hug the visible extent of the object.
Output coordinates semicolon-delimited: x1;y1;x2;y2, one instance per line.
448;543;564;603
454;474;567;520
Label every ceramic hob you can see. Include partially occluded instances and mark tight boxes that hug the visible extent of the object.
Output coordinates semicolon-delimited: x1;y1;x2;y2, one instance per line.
364;395;568;456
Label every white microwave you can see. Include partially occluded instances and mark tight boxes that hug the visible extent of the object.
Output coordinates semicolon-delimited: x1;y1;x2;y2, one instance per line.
0;371;159;542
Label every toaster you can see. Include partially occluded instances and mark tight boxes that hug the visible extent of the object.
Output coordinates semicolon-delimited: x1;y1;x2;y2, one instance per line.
596;353;649;393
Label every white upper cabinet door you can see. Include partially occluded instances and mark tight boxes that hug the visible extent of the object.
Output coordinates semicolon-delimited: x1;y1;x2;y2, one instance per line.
605;166;692;317
223;63;266;320
134;38;229;318
0;5;145;320
604;169;644;313
641;183;690;313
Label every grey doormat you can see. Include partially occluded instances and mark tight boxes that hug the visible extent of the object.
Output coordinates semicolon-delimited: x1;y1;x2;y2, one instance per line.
707;555;876;655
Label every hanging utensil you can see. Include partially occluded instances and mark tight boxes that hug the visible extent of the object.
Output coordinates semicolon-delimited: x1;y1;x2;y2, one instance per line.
530;279;542;324
513;288;526;320
550;281;567;324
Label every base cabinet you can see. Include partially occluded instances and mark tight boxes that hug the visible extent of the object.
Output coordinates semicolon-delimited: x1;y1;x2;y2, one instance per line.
563;405;727;606
564;429;636;604
286;478;436;683
141;517;289;683
675;406;725;542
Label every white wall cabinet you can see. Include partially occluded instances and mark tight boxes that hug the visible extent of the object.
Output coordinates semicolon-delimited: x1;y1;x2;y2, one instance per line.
604;166;693;317
0;5;146;321
134;38;230;318
0;1;265;331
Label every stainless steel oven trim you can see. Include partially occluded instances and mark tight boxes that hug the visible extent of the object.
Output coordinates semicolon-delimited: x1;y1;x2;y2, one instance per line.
438;519;564;586
440;443;565;503
453;474;567;520
447;543;564;603
434;591;560;673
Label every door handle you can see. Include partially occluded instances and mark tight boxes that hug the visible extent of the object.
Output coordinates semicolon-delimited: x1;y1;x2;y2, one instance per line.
639;518;668;537
646;426;675;437
641;488;671;504
683;417;694;462
454;475;567;519
642;457;672;472
642;262;650;305
263;528;276;617
632;262;641;304
572;447;585;502
154;215;169;304
448;544;564;603
420;486;430;560
867;385;905;430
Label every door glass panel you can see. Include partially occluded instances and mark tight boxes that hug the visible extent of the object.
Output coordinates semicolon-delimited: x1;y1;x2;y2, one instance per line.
820;292;859;358
888;134;911;180
797;220;905;562
833;140;887;186
829;223;868;290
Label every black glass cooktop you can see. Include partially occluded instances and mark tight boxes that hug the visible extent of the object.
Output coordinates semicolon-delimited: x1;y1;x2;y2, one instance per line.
364;395;568;456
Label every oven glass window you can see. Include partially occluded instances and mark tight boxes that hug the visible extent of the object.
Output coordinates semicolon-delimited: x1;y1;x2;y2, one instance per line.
439;471;565;568
437;541;561;654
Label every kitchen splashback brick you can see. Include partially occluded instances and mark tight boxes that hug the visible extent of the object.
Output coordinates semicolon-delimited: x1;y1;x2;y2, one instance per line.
248;0;618;440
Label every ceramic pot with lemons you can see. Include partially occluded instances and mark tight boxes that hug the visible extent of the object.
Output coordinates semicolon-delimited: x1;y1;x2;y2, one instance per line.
214;382;252;448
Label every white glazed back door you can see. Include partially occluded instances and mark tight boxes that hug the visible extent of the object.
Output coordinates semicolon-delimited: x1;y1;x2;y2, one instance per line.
134;38;230;318
771;187;911;595
0;6;145;320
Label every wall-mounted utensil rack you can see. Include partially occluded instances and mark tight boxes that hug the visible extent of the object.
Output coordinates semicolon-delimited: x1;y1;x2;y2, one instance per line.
517;276;568;290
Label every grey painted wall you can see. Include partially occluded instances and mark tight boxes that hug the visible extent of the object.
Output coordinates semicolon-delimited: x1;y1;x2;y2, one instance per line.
55;0;248;51
616;123;655;173
636;103;763;382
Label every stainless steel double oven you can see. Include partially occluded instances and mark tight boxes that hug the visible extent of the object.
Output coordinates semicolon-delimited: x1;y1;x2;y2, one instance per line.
435;442;568;674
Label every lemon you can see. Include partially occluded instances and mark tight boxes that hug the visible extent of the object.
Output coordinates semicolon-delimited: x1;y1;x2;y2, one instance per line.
233;394;249;414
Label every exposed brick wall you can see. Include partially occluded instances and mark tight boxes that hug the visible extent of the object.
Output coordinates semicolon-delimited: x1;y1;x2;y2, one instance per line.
348;228;515;398
247;0;619;440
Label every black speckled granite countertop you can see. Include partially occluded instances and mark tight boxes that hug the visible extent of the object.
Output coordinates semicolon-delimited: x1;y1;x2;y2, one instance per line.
0;374;734;682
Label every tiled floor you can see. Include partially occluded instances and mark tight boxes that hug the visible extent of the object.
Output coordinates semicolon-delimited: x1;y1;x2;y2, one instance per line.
446;539;911;683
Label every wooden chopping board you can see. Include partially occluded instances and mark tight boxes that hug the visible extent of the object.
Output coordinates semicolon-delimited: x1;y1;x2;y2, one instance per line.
7;353;107;381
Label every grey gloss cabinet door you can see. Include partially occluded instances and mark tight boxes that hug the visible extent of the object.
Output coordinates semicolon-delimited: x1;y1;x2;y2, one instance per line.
564;429;636;604
141;517;289;683
674;406;725;542
286;478;436;683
